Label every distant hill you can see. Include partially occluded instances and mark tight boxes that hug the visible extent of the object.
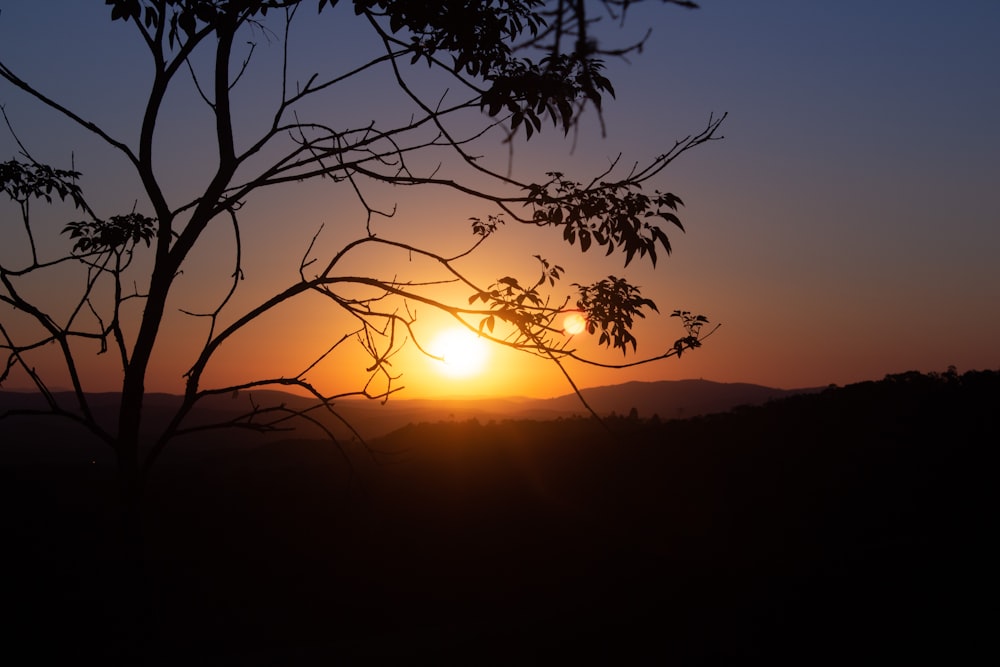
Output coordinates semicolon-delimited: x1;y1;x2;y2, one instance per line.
0;379;821;460
539;379;818;420
255;378;820;437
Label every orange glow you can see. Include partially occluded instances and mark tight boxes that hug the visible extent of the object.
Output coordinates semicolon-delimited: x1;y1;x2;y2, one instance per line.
428;327;490;378
562;312;587;336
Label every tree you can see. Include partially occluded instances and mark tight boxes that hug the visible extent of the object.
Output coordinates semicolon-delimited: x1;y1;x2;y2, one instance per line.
0;0;722;522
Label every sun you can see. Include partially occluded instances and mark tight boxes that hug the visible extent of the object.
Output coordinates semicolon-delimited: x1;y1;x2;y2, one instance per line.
562;311;587;336
429;327;490;377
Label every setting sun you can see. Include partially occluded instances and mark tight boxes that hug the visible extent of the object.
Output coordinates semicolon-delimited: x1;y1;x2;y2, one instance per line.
563;312;587;336
429;327;490;378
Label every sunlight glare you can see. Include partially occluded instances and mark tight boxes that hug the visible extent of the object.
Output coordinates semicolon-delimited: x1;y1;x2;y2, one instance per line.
563;312;587;336
430;327;490;377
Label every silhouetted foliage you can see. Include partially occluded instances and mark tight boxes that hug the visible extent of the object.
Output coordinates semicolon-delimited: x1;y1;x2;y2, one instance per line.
1;0;722;517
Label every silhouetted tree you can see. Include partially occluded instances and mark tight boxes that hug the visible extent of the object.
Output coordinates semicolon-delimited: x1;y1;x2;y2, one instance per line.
0;1;722;520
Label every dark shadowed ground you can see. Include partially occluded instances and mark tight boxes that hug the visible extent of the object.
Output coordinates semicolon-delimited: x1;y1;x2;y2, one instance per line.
2;370;993;664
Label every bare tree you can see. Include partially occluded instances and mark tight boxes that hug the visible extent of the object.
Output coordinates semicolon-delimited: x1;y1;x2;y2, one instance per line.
0;0;722;521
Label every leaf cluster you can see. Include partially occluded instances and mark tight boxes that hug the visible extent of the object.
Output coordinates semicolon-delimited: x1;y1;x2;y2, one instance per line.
669;309;709;357
351;1;614;140
469;255;564;337
470;275;542;336
63;213;156;255
354;0;544;76
482;54;614;139
526;172;684;266
468;214;504;238
573;275;657;353
0;160;84;207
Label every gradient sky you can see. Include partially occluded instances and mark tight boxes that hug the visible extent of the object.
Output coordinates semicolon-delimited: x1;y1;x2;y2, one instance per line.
1;1;998;399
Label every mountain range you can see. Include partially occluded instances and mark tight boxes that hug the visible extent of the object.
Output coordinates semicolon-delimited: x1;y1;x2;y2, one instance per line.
0;379;822;456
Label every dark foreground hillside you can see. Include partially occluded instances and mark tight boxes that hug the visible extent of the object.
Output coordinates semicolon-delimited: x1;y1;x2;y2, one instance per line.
2;370;995;664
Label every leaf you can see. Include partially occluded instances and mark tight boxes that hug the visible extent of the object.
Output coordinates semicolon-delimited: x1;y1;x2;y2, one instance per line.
651;227;673;258
389;12;403;33
178;9;196;37
659;211;684;231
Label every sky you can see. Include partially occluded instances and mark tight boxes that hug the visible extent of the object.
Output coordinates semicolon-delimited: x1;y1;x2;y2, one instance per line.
1;1;998;400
